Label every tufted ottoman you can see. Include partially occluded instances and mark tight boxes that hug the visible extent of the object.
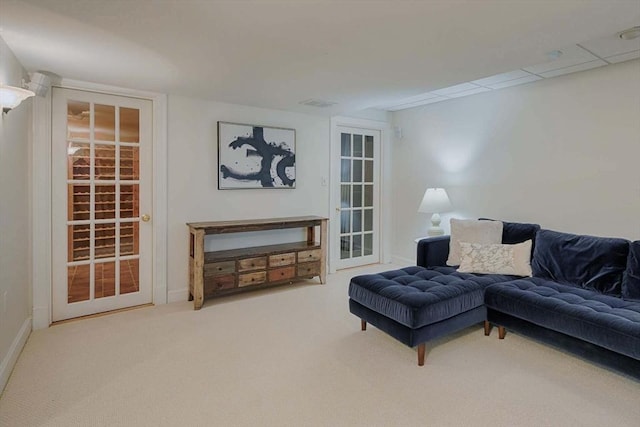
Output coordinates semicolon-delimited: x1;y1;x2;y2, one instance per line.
349;266;514;365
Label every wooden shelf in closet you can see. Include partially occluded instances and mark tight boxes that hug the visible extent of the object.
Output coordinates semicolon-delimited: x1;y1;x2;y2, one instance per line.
67;141;141;263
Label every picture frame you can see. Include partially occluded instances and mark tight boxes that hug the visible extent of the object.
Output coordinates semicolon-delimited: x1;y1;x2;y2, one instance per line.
217;121;296;189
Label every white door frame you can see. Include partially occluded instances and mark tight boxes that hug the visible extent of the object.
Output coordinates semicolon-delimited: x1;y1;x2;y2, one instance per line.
329;116;391;273
31;79;168;329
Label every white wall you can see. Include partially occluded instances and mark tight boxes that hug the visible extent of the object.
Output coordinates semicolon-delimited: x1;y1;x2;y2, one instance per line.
391;59;640;261
345;108;392;123
0;37;32;392
166;96;331;300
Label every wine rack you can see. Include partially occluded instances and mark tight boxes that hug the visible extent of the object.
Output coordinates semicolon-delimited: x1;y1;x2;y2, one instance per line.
66;141;140;263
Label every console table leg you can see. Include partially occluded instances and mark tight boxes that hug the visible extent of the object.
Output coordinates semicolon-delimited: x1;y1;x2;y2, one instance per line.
319;219;328;284
193;230;205;310
194;289;204;310
417;343;426;366
361;319;367;331
498;326;506;339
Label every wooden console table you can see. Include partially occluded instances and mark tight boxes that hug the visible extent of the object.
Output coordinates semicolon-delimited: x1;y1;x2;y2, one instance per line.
187;216;328;310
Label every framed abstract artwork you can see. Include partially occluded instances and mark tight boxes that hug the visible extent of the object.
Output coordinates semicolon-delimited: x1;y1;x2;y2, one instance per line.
217;122;296;189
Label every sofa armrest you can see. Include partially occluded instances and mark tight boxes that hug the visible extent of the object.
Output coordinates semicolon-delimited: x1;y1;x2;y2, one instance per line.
416;235;450;268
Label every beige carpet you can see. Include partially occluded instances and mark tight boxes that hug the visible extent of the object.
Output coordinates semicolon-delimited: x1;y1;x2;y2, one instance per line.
1;264;639;427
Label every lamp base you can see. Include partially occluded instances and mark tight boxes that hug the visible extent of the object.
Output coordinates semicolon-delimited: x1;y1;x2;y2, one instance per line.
427;227;445;237
427;212;444;236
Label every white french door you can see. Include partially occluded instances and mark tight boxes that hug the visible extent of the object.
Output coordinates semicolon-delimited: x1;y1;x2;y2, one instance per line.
51;88;153;321
333;126;381;269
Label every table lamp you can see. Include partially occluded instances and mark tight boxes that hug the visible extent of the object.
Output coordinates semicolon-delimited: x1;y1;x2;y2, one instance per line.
418;188;452;236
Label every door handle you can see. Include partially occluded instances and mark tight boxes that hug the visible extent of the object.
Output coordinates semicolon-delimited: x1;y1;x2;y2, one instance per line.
141;214;151;222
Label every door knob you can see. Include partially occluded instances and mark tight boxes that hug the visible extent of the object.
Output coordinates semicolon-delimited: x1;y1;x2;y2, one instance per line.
141;214;151;222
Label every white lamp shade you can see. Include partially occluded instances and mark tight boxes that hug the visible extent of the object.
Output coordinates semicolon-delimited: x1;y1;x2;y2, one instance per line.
418;188;452;213
0;85;35;110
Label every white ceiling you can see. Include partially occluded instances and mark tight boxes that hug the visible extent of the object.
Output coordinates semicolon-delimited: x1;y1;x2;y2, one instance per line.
1;0;639;116
382;39;640;111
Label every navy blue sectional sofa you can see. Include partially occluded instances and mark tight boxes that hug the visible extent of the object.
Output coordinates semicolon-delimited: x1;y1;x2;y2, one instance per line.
348;221;640;377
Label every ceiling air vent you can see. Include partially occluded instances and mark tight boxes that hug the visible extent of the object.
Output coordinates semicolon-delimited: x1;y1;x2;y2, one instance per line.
299;99;338;108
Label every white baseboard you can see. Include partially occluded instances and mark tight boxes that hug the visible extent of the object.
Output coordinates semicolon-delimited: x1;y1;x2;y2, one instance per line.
168;288;189;304
32;305;49;330
0;317;32;394
391;255;414;266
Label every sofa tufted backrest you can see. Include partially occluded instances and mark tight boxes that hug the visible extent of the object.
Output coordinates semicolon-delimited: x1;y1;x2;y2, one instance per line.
622;241;640;301
531;229;630;296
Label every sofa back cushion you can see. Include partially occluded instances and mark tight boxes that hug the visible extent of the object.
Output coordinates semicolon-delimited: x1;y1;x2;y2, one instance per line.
501;221;541;245
479;218;540;254
480;218;540;243
531;229;629;296
622;241;640;301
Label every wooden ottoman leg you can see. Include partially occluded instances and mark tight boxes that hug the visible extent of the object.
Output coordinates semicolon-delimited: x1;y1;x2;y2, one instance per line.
498;326;506;339
361;319;367;331
417;343;426;366
484;320;491;336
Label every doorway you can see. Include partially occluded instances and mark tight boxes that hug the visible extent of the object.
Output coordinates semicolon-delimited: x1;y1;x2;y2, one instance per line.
51;88;153;321
332;125;381;270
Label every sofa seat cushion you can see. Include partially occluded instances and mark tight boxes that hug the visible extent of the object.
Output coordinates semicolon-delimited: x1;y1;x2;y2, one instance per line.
348;266;514;329
485;279;640;359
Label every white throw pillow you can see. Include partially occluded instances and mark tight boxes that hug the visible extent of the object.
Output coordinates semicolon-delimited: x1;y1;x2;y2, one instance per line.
457;240;533;276
446;219;503;266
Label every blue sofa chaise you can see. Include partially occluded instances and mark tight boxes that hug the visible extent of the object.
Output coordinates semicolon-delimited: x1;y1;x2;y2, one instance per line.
348;221;640;377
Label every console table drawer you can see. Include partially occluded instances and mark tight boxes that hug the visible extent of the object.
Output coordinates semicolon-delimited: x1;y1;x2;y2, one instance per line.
238;271;267;287
298;262;321;277
269;266;296;282
204;261;236;276
204;274;236;295
298;249;321;262
269;252;296;267
238;257;267;272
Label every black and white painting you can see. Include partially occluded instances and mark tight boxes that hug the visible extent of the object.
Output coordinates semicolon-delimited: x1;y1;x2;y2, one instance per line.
218;122;296;189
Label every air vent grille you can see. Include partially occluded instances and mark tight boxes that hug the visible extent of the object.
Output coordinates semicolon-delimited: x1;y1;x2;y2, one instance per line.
299;99;338;108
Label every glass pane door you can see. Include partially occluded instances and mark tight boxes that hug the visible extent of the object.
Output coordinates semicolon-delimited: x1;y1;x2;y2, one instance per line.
52;87;152;322
336;128;379;268
66;101;141;302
